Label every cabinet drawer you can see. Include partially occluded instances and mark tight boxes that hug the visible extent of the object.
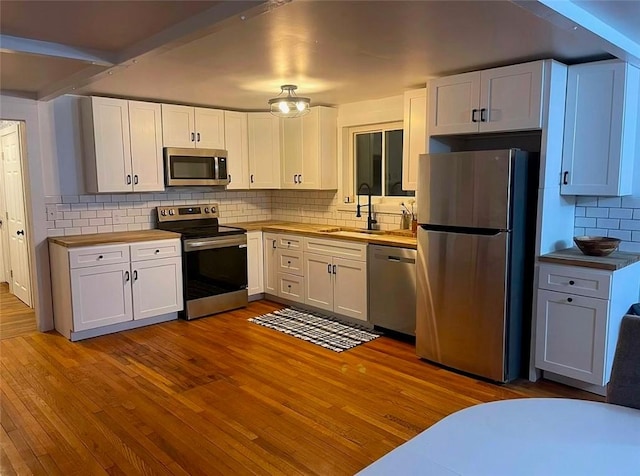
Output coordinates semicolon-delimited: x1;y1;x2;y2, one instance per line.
276;234;302;250
130;239;181;262
277;272;305;303
277;249;304;276
303;237;367;261
538;264;611;299
69;244;130;269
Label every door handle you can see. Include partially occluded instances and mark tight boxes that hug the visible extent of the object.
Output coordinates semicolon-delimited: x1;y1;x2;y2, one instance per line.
298;175;302;184
327;264;331;274
228;174;231;183
197;132;201;142
272;240;276;249
480;108;487;122
471;109;478;123
563;171;569;185
16;230;24;236
125;271;130;282
191;132;195;142
133;270;138;281
250;174;254;183
332;265;336;274
294;174;298;184
133;175;138;185
126;174;132;185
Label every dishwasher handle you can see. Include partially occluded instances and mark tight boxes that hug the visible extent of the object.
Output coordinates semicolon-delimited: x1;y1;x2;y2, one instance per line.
373;252;415;265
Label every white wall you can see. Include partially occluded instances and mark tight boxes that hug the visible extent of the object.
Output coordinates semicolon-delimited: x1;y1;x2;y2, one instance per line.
1;95;54;331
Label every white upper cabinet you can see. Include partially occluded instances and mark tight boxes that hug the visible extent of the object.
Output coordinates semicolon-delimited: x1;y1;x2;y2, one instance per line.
402;88;427;191
560;60;640;196
248;112;281;189
280;106;338;190
224;111;250;189
82;97;164;193
429;61;544;135
161;104;225;149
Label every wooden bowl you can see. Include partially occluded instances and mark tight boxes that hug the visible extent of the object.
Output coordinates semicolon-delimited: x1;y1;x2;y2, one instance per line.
573;236;621;257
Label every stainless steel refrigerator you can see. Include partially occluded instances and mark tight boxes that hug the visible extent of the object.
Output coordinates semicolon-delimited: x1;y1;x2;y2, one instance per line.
416;149;535;382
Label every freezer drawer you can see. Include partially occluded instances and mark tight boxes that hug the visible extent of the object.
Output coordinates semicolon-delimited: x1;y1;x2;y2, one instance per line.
368;245;416;336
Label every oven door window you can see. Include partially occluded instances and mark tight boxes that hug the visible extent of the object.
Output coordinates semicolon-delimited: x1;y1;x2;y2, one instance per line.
184;245;248;300
170;156;214;180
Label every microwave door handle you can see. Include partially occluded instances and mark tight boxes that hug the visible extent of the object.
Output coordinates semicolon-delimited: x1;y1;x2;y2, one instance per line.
214;157;220;180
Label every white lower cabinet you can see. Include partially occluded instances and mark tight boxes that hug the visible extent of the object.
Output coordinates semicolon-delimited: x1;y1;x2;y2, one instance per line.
277;272;305;303
50;238;183;340
247;231;264;297
535;262;640;390
303;237;368;321
263;232;278;295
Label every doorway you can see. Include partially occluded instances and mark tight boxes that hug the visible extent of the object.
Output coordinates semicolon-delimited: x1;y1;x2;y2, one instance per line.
0;121;34;322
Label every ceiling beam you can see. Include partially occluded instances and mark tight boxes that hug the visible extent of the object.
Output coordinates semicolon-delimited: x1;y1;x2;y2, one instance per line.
35;0;271;101
513;0;640;67
0;34;115;66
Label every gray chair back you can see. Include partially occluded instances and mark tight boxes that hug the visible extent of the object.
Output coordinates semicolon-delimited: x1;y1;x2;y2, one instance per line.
606;314;640;410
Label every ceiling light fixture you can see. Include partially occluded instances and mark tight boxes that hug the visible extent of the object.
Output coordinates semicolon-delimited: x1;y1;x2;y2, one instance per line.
268;84;310;118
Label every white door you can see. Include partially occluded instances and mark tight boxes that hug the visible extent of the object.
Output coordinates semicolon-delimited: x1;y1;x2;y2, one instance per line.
162;104;195;148
128;101;164;192
479;61;543;133
224;111;250;189
304;253;333;312
247;231;264;296
535;289;608;385
281;116;302;188
70;263;133;331
333;257;368;321
402;89;426;191
300;108;320;189
429;71;480;135
0;139;8;283
248;113;281;189
131;257;183;320
1;124;31;306
92;97;133;192
263;233;278;295
194;108;225;149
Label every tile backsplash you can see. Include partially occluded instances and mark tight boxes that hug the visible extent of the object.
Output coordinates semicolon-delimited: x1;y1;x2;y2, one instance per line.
45;190;272;237
45;189;404;237
574;196;640;253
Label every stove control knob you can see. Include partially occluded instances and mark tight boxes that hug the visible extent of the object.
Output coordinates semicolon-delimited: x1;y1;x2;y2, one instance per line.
204;207;209;213
168;209;175;216
211;206;216;214
160;210;166;216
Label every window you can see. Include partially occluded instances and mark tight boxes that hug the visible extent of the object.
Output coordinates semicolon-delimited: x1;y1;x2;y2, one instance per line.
351;123;414;198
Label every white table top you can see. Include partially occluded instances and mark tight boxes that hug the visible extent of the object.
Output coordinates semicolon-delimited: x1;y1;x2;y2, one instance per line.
357;398;640;476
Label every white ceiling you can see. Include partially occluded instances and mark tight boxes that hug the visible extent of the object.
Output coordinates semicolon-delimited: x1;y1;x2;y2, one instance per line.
0;0;633;110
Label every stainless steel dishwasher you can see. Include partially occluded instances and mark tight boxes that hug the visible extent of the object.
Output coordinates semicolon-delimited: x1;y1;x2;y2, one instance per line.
368;244;416;336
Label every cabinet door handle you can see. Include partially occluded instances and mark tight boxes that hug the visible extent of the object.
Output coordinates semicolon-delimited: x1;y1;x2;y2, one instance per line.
480;108;487;122
133;175;138;185
471;109;478;123
272;240;276;249
191;132;195;142
250;174;254;183
298;174;302;184
126;174;132;185
569;280;575;285
294;174;298;184
228;174;232;183
197;132;201;142
16;230;24;236
327;264;331;274
125;271;130;282
567;297;573;303
332;265;336;275
133;270;138;281
563;171;569;185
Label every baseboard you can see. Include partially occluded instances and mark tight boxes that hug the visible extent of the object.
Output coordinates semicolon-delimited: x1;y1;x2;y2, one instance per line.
248;293;264;302
543;370;606;396
70;312;178;341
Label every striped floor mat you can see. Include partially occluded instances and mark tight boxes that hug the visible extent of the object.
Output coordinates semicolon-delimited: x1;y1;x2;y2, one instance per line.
249;308;379;352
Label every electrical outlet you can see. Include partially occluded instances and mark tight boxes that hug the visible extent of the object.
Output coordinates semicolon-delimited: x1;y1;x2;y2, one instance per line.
46;206;56;221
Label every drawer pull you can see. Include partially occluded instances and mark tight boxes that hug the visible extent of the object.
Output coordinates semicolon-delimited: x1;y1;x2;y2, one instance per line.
567;297;573;303
569;280;575;285
98;255;104;260
287;260;291;266
155;249;160;254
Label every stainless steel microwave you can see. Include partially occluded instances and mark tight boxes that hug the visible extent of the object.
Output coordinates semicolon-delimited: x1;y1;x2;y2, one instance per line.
164;148;229;187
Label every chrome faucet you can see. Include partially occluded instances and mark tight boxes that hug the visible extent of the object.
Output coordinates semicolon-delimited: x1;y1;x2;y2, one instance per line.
356;182;377;230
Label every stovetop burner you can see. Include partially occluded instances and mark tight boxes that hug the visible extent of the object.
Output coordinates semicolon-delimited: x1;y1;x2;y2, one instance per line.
155;204;246;238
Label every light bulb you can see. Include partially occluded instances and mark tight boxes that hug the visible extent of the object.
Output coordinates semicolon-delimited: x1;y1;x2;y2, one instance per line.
296;101;307;112
278;101;290;114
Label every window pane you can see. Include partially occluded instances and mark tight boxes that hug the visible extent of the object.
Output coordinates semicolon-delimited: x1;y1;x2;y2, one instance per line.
385;129;414;197
355;132;382;196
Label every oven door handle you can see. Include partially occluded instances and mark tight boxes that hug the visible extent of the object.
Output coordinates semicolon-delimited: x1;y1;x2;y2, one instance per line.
184;236;247;252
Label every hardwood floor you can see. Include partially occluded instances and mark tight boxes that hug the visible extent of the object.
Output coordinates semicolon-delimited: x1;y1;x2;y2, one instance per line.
1;300;601;475
0;283;37;340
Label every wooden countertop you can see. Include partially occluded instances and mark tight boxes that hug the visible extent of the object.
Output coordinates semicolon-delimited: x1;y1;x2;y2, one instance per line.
49;230;181;248
538;247;640;271
224;220;418;249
